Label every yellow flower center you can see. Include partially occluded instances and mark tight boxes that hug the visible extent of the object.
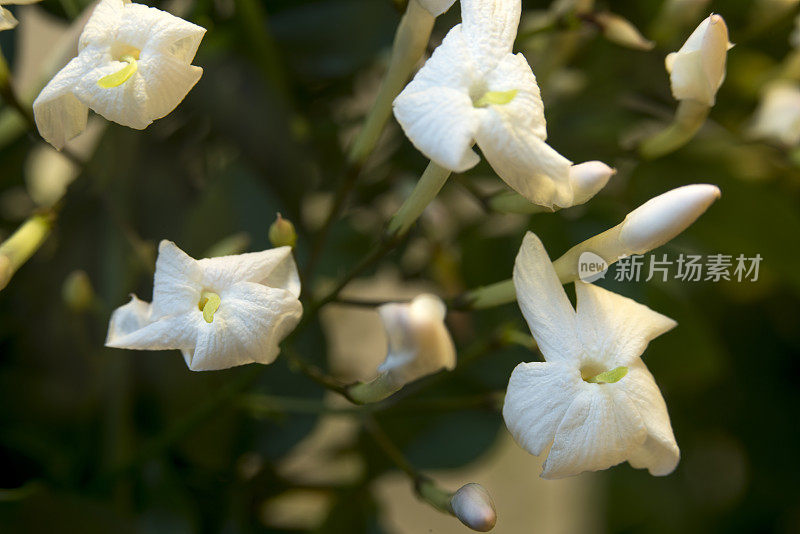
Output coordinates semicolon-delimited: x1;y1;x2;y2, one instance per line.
197;291;221;323
581;365;628;384
97;49;141;89
474;89;518;108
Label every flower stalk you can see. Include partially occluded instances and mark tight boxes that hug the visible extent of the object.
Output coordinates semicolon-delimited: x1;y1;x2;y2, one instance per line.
387;160;452;237
0;213;55;291
639;99;711;159
348;0;435;165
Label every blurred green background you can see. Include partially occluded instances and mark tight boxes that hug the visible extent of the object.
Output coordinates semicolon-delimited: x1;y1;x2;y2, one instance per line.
1;0;799;532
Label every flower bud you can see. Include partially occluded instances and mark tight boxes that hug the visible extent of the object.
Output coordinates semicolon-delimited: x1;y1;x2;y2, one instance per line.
450;483;497;532
268;213;297;248
594;12;654;51
552;184;720;282
619;184;721;254
62;270;95;312
348;294;456;403
749;81;800;147
569;161;616;206
666;14;732;106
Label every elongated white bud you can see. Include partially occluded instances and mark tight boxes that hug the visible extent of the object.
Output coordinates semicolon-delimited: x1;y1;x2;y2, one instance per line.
619;184;721;254
417;0;456;17
450;483;497;532
553;184;720;282
570;161;616;205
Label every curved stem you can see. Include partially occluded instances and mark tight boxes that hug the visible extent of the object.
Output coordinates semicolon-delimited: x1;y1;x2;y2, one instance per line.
639;99;711;159
387;160;452;237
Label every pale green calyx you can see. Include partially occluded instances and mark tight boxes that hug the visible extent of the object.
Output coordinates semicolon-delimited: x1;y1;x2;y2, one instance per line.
583;366;628;384
474;89;518;108
198;291;221;323
97;54;139;89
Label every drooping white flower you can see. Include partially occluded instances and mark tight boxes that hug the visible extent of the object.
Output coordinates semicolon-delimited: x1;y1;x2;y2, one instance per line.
0;0;39;31
417;0;456;17
348;294;456;403
393;0;610;209
665;14;732;107
749;81;800;147
376;293;456;386
33;0;205;150
106;240;303;371
503;232;680;479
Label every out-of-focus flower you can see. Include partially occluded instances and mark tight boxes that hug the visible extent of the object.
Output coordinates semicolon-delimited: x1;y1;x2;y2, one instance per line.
393;0;612;209
348;294;455;403
503;232;680;479
33;0;205;149
269;213;298;248
62;270;95;312
418;0;456;17
553;184;721;281
450;483;497;532
594;12;654;51
0;0;40;32
749;81;800;146
106;241;302;371
666;14;733;106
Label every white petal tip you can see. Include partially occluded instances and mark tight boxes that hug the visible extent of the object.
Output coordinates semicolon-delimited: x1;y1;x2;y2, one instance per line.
569;161;615;205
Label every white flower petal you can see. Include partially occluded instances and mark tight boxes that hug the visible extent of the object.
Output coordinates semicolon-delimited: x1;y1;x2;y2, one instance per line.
106;310;199;351
668;14;730;106
187;282;302;371
151;240;202;320
502;361;582;456
542;384;647;479
105;294;151;344
460;0;521;74
121;3;205;63
136;54;202;121
512;232;581;363
484;52;547;140
417;0;456;17
476;105;573;208
79;0;126;50
575;281;676;367
32;56;91;150
0;6;18;31
197;246;301;298
619;360;680;476
394;26;481;172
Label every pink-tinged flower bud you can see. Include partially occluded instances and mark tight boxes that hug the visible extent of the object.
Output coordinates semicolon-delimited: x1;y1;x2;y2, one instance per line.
619;184;721;254
450;483;497;532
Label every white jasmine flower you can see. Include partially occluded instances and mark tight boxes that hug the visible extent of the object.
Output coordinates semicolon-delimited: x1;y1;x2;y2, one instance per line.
106;240;303;371
393;0;609;209
0;0;40;31
417;0;456;17
348;294;456;403
503;232;680;478
665;14;732;107
33;0;206;150
749;81;800;146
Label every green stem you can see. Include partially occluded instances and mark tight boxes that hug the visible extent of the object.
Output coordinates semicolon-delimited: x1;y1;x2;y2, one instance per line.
0;213;55;291
348;0;435;165
639;99;711;159
387;160;452;236
0;47;34;127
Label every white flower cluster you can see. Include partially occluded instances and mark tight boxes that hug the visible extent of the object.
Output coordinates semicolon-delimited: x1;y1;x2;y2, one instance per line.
0;0;744;520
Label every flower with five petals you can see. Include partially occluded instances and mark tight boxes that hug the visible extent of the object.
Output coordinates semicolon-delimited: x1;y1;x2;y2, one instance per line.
503;232;680;478
33;0;205;149
106;240;302;371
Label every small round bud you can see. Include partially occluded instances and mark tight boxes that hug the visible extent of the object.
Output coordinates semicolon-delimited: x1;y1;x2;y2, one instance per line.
269;213;297;248
619;184;721;254
62;270;95;312
450;483;497;532
569;161;616;206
